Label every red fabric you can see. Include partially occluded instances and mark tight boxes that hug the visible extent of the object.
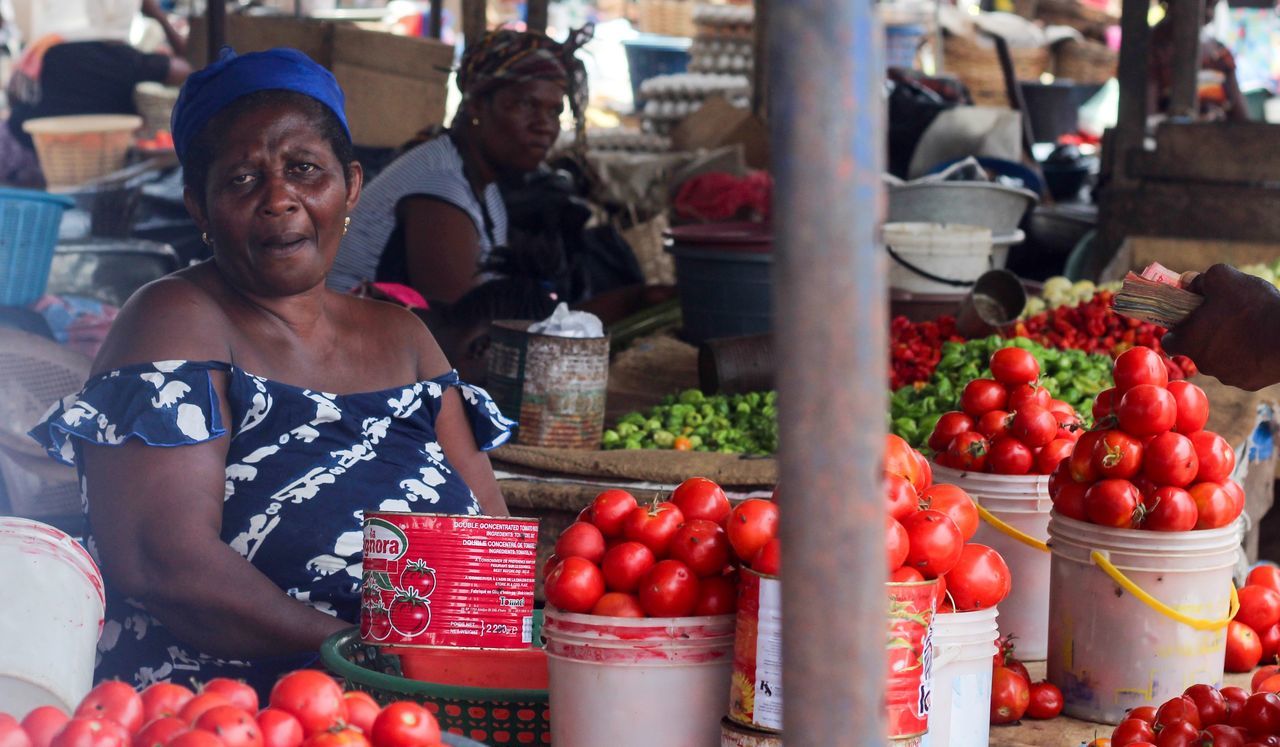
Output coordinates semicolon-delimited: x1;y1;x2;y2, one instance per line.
673;171;773;223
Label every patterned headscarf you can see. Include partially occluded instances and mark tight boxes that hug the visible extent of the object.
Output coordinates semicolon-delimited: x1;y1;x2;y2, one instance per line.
457;26;594;144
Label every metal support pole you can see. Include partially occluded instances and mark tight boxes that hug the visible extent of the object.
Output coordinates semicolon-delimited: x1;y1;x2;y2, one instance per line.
772;0;887;743
429;0;444;39
751;0;769;121
526;0;548;34
1169;0;1205;118
1111;0;1152;185
207;0;225;58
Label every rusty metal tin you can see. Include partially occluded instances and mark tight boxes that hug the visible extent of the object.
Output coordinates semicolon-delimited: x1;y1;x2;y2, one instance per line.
730;567;783;734
485;320;609;450
360;512;539;649
721;716;783;747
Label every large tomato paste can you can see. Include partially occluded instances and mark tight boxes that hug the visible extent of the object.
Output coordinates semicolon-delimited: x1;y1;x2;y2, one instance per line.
721;716;783;747
360;512;539;649
885;578;938;743
729;567;783;733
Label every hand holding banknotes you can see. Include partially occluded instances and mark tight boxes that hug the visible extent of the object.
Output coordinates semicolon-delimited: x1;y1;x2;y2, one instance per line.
1161;264;1280;391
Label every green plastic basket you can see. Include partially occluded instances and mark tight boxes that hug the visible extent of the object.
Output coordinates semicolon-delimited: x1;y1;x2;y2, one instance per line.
320;624;550;747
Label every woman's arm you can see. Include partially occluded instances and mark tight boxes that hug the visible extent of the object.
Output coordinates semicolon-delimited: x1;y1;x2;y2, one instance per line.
436;390;509;517
398;196;485;305
141;0;187;57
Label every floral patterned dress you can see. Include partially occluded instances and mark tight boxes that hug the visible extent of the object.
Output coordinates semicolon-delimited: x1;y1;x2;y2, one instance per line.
30;360;514;693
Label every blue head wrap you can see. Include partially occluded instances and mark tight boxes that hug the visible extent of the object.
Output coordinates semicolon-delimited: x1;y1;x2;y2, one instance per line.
170;47;351;165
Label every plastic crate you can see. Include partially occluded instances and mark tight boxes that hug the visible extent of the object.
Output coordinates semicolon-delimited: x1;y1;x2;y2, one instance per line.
623;35;691;105
0;187;75;306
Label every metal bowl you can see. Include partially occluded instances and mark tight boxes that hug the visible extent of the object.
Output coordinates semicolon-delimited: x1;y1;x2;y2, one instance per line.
889;181;1038;237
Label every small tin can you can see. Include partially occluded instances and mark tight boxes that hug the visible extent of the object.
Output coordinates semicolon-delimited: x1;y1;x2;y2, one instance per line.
721;716;783;747
729;567;783;733
885;578;938;741
360;512;539;649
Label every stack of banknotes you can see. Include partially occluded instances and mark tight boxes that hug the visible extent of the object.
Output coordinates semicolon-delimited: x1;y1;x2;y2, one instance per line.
1112;263;1204;329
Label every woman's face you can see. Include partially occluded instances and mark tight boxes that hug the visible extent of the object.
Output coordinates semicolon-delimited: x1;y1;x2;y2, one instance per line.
475;79;566;175
185;101;363;299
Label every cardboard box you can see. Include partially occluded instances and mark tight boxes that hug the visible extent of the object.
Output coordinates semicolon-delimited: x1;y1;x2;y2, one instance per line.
670;95;770;171
188;16;454;148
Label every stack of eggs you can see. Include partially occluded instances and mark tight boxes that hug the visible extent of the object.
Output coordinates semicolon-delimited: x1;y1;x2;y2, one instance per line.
639;73;751;134
688;4;754;76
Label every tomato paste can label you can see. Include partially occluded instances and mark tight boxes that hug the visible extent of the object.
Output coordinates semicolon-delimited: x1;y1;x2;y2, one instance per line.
885;579;938;739
730;568;783;733
360;512;538;649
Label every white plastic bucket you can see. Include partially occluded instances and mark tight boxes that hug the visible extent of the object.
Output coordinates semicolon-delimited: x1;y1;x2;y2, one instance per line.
0;518;104;713
543;607;735;747
885;222;994;295
933;464;1052;660
1046;512;1241;724
921;608;999;747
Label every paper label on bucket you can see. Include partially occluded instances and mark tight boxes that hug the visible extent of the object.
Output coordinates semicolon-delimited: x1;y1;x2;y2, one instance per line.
753;577;784;731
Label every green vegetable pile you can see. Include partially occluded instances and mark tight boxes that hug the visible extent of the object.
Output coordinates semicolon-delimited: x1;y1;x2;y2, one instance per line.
890;336;1113;449
603;389;779;455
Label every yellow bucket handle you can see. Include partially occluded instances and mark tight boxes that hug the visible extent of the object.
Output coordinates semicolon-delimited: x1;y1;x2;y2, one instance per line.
975;501;1050;553
1090;550;1240;632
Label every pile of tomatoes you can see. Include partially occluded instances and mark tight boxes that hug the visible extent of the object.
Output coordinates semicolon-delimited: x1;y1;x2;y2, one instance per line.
543;477;778;618
990;636;1064;725
1107;679;1280;747
884;435;1012;613
1224;566;1280;673
927;347;1084;476
0;671;445;747
1048;346;1244;531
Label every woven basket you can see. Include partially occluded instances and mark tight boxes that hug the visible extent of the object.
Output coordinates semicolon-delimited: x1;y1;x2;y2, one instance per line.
23;115;142;191
133;82;180;137
638;0;697;37
943;34;1051;106
1053;38;1118;85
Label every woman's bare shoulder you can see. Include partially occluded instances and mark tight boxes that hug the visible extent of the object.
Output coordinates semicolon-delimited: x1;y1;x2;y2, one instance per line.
346;295;453;379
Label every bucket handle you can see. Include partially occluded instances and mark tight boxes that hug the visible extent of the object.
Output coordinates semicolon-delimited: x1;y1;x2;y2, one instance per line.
1090;550;1240;632
975;502;1050;553
885;243;980;288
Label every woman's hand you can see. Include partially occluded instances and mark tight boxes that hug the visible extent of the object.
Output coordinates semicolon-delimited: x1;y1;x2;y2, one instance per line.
1162;264;1280;390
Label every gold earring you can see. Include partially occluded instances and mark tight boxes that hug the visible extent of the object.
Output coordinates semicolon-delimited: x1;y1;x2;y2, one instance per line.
201;232;211;246
343;217;351;236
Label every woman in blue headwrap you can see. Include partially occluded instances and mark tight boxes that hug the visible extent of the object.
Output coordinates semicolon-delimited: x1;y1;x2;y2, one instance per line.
30;48;513;694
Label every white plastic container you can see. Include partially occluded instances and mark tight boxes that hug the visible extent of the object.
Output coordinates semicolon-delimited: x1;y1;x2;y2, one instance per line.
0;518;104;713
543;607;735;747
933;464;1052;660
1046;512;1242;724
920;608;1000;747
884;222;994;295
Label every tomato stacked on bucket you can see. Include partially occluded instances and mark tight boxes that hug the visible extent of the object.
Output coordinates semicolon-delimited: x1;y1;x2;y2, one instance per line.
1047;345;1244;531
544;477;777;617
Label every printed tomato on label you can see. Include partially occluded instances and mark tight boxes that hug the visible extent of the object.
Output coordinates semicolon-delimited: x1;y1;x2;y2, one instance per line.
884;473;918;523
670;477;731;524
545;556;606;613
600;541;655;593
554;522;606;565
622;501;685;557
929;412;975;453
587;490;639;538
639;559;700;617
591;592;646;618
902;510;963;578
944;544;1011;611
694;575;738;616
919;484;978;541
726;499;779;563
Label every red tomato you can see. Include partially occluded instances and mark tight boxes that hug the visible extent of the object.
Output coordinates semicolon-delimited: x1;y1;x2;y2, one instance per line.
300;727;368;747
178;696;231;728
1155;697;1202;731
141;685;196;725
600;541;656;593
945;544;1011;611
1250;566;1280;596
1141;487;1198;532
76;682;145;735
638;560;700;617
885;434;928;493
200;682;258;717
961;379;1008;418
671;477;731;524
267;672;345;738
889;567;925;583
622;502;685;557
988;437;1034;475
1223;481;1246;520
1221;686;1249;727
1093;431;1145;480
693;575;738;616
0;716;29;747
368;703;440;747
1263;626;1280;665
133;718;187;747
1258;675;1280;695
1070;430;1105;483
976;410;1013;442
1243;692;1280;736
1007;384;1051;412
591;592;646;617
1202;724;1247;747
554;522;606;565
883;473;919;523
1227;620;1265;672
668;519;732;577
545;556;606;613
1117;384;1178;437
1255;665;1280;693
1238;586;1280;633
1114;347;1169;393
1094;388;1118;422
254;710;302;747
163;732;223;747
541;554;562;582
193;706;261;747
1126;706;1158;724
902;510;964;579
1153;720;1198;747
1143;433;1200;488
1011;405;1058;448
1036;439;1076;476
1026;682;1064;719
1184;684;1228;727
338;694;377;737
990;347;1040;386
50;718;129;747
1111;718;1156;746
1052;480;1089;522
1085;479;1141;528
587;489;639;538
946;432;990;472
914;450;933;491
1168;381;1210;434
1190;482;1237;530
929;412;976;453
751;538;780;575
990;666;1030;724
919;484;979;541
725;499;780;563
22;707;68;747
1190;432;1237;485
